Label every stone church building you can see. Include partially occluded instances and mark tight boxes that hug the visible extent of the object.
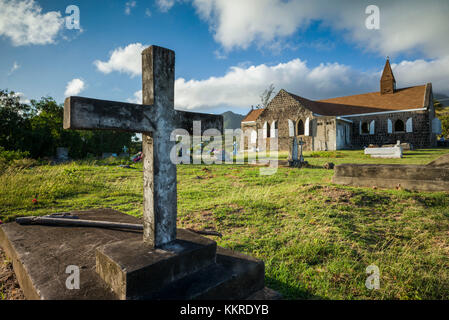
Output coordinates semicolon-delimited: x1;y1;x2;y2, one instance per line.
241;60;442;151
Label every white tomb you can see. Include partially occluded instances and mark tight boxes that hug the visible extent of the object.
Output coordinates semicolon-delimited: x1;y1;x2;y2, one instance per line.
364;141;403;159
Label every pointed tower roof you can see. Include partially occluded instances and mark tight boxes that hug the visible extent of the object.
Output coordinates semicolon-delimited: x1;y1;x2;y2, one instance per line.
380;58;396;94
381;58;395;82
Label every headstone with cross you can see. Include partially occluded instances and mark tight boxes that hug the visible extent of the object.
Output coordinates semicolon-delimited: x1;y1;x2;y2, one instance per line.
289;137;298;162
289;137;307;168
298;138;305;163
64;46;222;248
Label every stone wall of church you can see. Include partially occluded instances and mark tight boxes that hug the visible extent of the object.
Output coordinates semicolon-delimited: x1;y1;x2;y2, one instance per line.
257;92;336;151
241;122;258;150
345;110;436;148
313;117;337;151
241;111;339;152
252;116;338;152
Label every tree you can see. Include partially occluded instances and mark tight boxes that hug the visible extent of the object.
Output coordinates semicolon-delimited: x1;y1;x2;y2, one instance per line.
28;97;65;158
257;84;275;109
0;89;32;152
1;89;137;159
435;99;449;139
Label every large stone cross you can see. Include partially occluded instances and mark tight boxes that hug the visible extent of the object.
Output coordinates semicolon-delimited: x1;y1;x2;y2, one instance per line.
64;45;222;248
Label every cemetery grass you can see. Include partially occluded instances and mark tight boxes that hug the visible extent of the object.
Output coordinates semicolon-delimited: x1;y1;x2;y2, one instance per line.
1;148;449;300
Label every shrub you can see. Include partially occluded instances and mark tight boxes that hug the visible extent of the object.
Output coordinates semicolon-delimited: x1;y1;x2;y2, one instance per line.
0;146;30;163
0;147;34;173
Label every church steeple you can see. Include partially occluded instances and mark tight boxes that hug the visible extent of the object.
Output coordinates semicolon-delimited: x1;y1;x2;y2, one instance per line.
380;58;396;95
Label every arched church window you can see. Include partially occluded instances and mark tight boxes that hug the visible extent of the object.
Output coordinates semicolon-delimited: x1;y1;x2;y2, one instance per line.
288;119;296;137
271;121;278;138
266;122;271;138
394;119;405;132
361;122;370;134
297;119;305;135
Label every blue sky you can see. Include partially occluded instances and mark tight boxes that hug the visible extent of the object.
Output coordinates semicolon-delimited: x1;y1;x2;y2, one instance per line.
1;0;449;115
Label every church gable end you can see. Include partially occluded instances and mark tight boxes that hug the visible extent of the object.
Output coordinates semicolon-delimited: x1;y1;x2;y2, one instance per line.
267;89;304;111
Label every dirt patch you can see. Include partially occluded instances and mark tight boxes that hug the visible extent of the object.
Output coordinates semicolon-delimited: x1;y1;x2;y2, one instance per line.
200;210;215;222
179;204;246;232
315;186;354;203
179;210;217;231
0;248;24;300
228;203;245;213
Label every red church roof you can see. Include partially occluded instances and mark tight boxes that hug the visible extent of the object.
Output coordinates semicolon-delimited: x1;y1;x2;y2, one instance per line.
242;108;264;122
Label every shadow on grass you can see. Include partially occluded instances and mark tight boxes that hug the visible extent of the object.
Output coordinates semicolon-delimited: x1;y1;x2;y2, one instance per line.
350;191;392;207
280;164;330;170
412;194;448;208
265;276;324;300
404;152;434;156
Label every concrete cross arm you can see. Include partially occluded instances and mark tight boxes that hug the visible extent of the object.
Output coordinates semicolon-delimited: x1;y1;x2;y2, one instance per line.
64;96;223;135
64;96;157;133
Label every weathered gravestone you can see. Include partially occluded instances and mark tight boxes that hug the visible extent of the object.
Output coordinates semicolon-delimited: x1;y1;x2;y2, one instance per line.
56;147;69;162
288;137;307;168
364;141;403;159
427;153;449;168
120;145;130;159
289;137;298;162
0;46;272;300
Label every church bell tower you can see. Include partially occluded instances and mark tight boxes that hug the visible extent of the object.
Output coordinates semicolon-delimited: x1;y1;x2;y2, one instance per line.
380;58;396;95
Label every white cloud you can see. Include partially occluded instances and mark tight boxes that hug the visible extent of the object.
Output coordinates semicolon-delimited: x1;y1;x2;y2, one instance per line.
145;8;152;17
93;40;449;112
65;78;86;96
171;59;376;111
192;0;312;51
8;61;20;75
191;0;449;58
125;1;136;15
126;59;375;111
124;56;449;113
392;57;449;91
127;90;142;104
0;0;64;46
157;0;175;12
94;43;145;77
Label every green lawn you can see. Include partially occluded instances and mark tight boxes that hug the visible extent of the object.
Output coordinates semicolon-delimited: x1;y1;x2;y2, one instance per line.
1;148;449;299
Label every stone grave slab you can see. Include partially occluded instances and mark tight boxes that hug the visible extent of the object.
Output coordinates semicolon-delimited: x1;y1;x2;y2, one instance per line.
427;153;449;168
332;162;449;191
0;209;269;300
